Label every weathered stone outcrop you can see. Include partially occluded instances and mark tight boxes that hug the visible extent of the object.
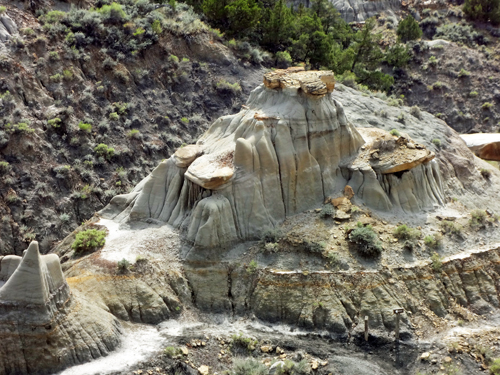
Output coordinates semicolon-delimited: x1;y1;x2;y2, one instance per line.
101;69;445;249
460;133;500;161
346;128;445;212
185;246;500;338
0;242;121;375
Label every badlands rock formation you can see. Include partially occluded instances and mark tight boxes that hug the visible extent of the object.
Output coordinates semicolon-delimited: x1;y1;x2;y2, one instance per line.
102;69;445;249
460;133;500;161
0;241;121;375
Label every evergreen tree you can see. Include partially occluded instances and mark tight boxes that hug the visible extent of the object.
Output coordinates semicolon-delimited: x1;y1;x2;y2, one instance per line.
201;0;230;29
396;15;423;42
225;0;261;36
463;0;500;24
385;43;410;68
260;0;295;50
350;18;384;71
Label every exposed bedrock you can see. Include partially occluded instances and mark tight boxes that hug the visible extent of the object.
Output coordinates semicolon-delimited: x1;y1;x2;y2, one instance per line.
185;246;500;339
0;242;121;375
101;69;446;249
461;133;500;161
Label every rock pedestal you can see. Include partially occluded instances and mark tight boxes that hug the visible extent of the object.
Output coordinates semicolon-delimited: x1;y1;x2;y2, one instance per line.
101;69;445;249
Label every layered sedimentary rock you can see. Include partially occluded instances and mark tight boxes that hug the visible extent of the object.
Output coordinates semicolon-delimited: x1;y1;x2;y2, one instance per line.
0;241;121;375
186;246;500;338
101;69;444;248
460;133;500;161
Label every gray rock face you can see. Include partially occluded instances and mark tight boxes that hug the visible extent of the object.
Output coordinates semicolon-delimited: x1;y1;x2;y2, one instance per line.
102;70;446;249
288;0;401;23
0;242;122;375
0;14;17;43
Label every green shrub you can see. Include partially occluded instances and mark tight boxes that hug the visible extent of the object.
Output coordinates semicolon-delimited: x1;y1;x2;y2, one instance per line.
304;241;326;253
63;69;73;80
114;102;127;115
231;333;258;352
127;129;141;138
216;79;242;95
394;224;421;250
164;346;182;358
431;251;442;271
117;258;130;273
231;358;268;375
5;122;35;134
397;15;423;42
424;234;442;249
349;222;383;257
275;359;310;375
94;143;115;159
432;138;442;147
440;220;463;235
246;260;258;274
0;161;10;174
410;105;422;120
458;68;470;78
49;51;60;61
168;55;179;64
490;358;500;374
470;209;487;228
72;229;106;253
41;10;65;24
319;203;335;218
95;2;126;22
469;91;478;97
48;118;62;128
0;6;6;14
390;129;400;136
152;20;162;34
109;112;119;121
133;27;145;37
78;122;92;133
482;102;494;109
428;55;438;66
50;73;63;82
394;224;421;239
275;51;292;68
180;117;189;124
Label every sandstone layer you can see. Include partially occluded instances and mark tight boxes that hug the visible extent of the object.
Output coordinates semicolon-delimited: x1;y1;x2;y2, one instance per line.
460;133;500;161
101;69;445;250
0;242;121;375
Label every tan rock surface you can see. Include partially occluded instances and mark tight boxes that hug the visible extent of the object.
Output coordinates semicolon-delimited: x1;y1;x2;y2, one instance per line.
355;128;435;174
263;68;335;97
460;133;500;161
173;144;203;167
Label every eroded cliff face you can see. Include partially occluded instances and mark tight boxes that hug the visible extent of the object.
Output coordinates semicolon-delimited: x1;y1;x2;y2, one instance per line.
100;69;446;251
185;246;500;340
0;242;121;375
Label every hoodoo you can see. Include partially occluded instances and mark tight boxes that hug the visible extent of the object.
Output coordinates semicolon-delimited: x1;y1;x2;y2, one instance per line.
101;68;445;249
0;241;121;375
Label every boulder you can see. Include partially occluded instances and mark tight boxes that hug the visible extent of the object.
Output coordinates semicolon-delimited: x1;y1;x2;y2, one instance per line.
460;133;500;161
